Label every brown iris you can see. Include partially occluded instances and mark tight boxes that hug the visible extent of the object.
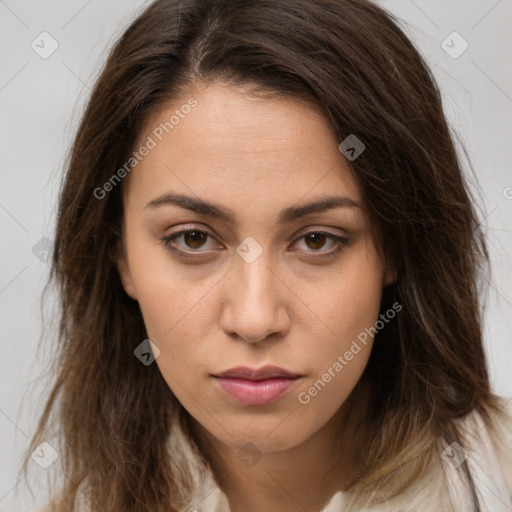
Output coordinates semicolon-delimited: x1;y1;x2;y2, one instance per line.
184;230;208;249
304;233;327;250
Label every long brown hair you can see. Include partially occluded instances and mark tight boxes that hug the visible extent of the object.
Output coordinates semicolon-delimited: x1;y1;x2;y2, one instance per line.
21;0;505;510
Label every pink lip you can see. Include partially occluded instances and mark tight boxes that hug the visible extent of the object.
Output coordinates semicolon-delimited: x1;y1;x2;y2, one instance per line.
214;376;299;405
212;365;302;406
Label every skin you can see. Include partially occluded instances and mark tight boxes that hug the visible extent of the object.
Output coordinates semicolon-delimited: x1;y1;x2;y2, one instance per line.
117;81;395;512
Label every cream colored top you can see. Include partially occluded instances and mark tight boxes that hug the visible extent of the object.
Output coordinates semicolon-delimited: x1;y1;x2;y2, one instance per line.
192;396;512;512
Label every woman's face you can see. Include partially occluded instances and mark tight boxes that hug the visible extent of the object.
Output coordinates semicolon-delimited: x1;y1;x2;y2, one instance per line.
118;81;392;452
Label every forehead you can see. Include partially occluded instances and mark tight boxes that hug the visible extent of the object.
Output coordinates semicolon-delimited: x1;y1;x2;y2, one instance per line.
127;82;361;209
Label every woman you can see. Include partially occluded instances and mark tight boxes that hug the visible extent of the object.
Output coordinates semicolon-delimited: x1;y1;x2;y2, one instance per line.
21;0;512;511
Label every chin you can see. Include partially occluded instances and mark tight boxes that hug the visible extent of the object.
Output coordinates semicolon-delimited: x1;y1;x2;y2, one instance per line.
212;414;315;453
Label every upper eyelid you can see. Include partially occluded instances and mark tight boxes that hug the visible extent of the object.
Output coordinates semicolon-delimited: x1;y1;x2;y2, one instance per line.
164;222;347;237
163;225;347;249
164;224;218;240
164;224;346;239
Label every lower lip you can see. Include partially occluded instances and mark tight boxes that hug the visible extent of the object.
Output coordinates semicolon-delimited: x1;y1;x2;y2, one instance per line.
214;377;299;406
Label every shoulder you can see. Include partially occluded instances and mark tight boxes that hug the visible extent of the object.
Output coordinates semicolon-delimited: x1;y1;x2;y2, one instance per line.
481;396;512;500
334;397;512;512
447;395;512;512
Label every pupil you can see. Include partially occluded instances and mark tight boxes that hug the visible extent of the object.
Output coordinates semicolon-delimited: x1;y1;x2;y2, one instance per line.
184;231;207;249
306;233;325;250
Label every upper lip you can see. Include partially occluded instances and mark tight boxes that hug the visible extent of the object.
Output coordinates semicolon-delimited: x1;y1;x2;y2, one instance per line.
213;365;301;380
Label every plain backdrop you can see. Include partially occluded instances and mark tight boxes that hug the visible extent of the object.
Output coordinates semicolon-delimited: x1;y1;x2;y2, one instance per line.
1;1;511;510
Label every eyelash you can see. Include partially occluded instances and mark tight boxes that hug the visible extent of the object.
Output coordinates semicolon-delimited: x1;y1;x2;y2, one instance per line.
160;226;350;260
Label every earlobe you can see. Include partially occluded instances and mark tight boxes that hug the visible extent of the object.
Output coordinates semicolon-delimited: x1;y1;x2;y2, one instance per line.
383;262;398;287
384;270;397;286
116;249;138;300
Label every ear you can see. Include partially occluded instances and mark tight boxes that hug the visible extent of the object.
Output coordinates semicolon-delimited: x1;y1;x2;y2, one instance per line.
116;241;138;300
383;258;397;287
383;268;397;287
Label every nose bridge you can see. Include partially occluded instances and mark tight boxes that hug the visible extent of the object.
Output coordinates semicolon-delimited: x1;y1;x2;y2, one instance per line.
238;249;274;305
220;246;289;342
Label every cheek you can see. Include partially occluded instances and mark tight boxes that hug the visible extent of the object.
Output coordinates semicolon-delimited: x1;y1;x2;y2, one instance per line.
124;242;220;391
132;272;215;411
134;275;215;373
293;242;383;406
289;286;380;445
308;244;384;355
124;231;206;338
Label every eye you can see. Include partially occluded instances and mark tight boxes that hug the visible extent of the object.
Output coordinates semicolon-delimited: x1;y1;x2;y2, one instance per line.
162;227;220;257
161;226;350;259
291;231;349;257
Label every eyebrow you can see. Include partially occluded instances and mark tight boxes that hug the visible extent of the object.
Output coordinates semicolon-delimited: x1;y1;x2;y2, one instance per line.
145;192;361;224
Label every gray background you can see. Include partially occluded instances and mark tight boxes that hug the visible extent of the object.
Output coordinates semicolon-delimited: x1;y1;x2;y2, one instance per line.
1;1;511;510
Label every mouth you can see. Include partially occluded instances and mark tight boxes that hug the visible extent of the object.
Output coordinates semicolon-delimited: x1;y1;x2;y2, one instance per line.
211;365;303;406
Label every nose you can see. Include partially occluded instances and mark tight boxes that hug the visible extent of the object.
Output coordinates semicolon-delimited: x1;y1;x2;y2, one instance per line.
219;250;291;344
